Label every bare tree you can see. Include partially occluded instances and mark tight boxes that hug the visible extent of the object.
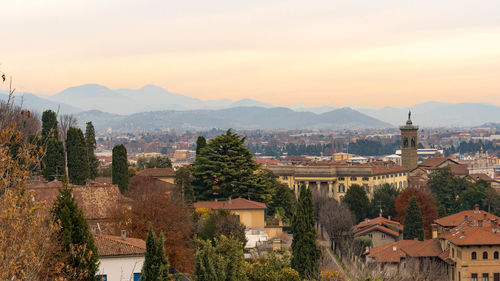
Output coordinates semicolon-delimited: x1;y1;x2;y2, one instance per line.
58;114;78;143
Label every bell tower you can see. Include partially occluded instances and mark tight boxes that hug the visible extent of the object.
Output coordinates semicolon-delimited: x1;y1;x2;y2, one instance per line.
400;111;418;170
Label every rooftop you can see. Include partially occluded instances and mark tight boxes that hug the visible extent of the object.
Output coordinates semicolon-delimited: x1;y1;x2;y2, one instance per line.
136;167;176;177
93;233;146;257
194;198;266;210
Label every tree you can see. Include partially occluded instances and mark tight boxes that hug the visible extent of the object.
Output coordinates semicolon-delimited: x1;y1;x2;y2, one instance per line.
246;252;300;281
194;235;247;281
41;109;58;140
343;184;370;222
112;144;129;193
42;136;66;181
197;209;247;246
137;156;172;170
428;167;468;216
318;198;356;252
395;187;438;239
369;184;399;218
268;182;296;224
141;224;169;281
402;197;424;241
51;181;100;280
191;129;259;200
66;127;89;185
196;135;207;155
353;236;373;256
291;185;321;280
175;166;195;205
85;122;99;180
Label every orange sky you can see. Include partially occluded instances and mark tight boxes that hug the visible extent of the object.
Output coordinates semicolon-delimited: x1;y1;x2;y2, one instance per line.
1;0;499;107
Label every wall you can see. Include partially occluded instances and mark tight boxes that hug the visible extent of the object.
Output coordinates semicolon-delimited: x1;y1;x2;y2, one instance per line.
232;209;265;228
450;245;500;281
99;255;144;281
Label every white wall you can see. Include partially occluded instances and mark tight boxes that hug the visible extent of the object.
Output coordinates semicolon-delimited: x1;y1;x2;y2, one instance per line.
99;255;144;281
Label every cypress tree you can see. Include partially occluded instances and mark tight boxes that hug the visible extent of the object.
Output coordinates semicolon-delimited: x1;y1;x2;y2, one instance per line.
195;136;207;155
85;122;99;180
403;196;425;241
42;137;66;181
41;110;58;140
51;181;99;280
66;127;88;185
291;184;321;280
112;144;129;193
141;224;169;281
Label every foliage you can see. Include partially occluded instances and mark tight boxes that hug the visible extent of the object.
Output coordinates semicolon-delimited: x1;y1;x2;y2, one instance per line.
369;184;400;218
318;197;356;245
175;166;195;205
197;209;247;246
346;140;400;156
194;235;247;281
66;127;89;185
321;270;347;281
245;252;300;281
268;181;296;223
196;135;207;155
112;144;129;193
85;122;99;180
395;187;437;239
291;185;321;280
137;156;172;170
42;136;66;181
353;236;373;256
403;197;425;241
191;129;259;200
51;181;100;280
41;109;58;140
112;182;195;273
141;224;170;281
344;184;370;222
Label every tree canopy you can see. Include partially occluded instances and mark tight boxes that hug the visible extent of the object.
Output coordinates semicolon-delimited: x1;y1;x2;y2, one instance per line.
66;127;88;185
344;184;370;222
395;187;437;239
141;224;170;281
112;144;129;193
403;197;425;241
85;122;98;180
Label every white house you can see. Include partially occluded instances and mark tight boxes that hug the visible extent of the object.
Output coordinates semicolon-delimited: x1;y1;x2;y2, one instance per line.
94;231;145;281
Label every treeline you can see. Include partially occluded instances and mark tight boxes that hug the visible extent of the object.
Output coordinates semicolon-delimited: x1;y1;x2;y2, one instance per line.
444;140;497;156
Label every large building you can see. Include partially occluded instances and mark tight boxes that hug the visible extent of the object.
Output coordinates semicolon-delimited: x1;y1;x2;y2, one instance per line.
269;160;408;200
400;111;419;170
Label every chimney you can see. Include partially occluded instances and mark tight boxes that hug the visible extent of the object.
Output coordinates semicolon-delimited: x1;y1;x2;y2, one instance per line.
464;215;468;221
475;204;480;212
121;230;126;240
228;197;232;205
484;213;487;219
393;246;397;252
388;216;392;221
432;223;438;239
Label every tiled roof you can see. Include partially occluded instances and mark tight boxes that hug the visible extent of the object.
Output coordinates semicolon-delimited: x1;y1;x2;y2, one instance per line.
468;173;494;182
355;225;399;238
137;168;176;177
93;234;145;257
418;157;458;168
194;198;266;210
367;239;444;263
354;217;403;233
444;220;500;246
434;209;499;227
254;158;278;166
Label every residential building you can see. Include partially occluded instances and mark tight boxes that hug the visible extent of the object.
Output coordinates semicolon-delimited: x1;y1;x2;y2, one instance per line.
353;216;403;248
136;167;176;184
408;157;469;188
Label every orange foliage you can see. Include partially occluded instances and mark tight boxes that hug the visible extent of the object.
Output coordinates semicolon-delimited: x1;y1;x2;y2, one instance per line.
395;187;438;239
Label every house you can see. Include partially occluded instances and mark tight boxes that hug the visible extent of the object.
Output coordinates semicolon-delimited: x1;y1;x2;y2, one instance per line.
94;231;145;281
193;198;271;249
136;168;176;184
353;216;403;248
466;173;500;189
433;205;500;237
408;157;469;188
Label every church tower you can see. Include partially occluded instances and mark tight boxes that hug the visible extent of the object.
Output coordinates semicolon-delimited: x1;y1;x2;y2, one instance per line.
400;111;418;170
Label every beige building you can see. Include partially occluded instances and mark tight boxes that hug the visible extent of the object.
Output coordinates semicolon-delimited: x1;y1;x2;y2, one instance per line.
136;167;176;184
269;161;408;200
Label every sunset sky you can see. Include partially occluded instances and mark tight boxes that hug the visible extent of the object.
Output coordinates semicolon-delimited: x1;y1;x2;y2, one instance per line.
1;0;499;107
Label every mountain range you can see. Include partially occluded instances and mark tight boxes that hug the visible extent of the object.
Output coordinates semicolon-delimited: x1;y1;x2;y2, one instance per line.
1;83;499;131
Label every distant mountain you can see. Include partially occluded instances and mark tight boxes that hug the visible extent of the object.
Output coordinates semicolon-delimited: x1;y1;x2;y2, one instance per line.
0;91;82;115
356;101;500;127
76;107;392;132
289;103;338;114
475;122;500;129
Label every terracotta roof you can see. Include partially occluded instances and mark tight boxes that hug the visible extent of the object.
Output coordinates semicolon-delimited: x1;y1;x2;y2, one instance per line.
354;216;403;232
194;198;266;210
137;168;176;177
355;225;399;238
93;234;146;257
418;157;458;168
434;209;499;227
468;173;494;182
416;157;468;176
254;158;278;166
367;239;444;263
444;220;500;246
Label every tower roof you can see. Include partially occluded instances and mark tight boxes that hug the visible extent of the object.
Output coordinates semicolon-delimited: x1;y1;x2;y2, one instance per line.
400;111;418;130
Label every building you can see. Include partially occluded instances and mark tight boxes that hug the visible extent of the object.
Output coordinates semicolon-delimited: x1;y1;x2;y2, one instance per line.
94;232;145;281
400;111;419;170
353;216;403;248
460;149;497;179
408;157;469;189
269;161;408;201
433;205;500;237
136;168;176;184
333;152;355;162
394;148;444;161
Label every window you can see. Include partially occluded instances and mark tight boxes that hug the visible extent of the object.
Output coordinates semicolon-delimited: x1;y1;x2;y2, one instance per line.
483;251;489;260
472;252;477;260
363;177;369;181
471;273;478;281
483;273;489;281
452;248;455;258
338;183;345;193
282;176;288;180
134;273;141;281
381;233;386;239
494;273;499;281
350;177;357;181
494;251;499;259
338;177;345;181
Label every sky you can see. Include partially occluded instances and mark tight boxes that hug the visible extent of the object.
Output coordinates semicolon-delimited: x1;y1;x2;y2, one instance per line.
1;0;500;107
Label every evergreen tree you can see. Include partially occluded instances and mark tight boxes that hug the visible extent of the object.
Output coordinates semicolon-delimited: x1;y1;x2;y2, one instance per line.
175;166;195;205
112;144;129;193
369;184;400;218
268;182;296;223
344;184;370;222
191;129;259;200
291;185;320;280
41;110;58;140
51;181;99;280
141;224;169;281
66;127;88;185
196;136;207;155
403;196;424;241
42;137;66;181
85;122;99;180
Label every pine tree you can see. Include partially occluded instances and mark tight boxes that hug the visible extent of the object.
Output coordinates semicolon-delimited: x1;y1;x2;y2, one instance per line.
42;137;66;181
141;224;170;281
344;184;370;222
85;122;99;180
112;144;129;193
195;136;207;155
66;127;88;185
403;196;425;241
51;181;99;280
291;184;321;280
